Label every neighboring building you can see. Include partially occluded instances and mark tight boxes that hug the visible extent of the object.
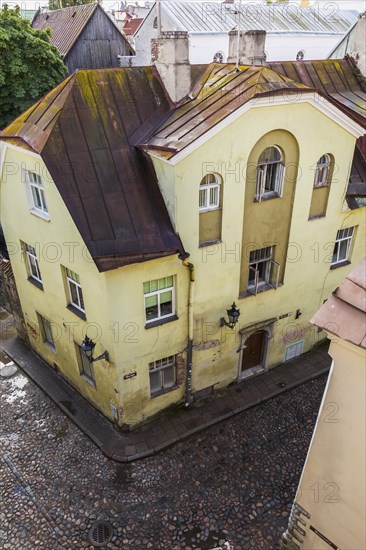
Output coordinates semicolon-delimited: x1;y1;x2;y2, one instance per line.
281;257;366;550
31;3;133;74
328;12;366;76
0;35;365;428
132;1;358;64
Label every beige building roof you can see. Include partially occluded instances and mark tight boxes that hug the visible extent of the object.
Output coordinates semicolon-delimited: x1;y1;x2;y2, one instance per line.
311;257;366;349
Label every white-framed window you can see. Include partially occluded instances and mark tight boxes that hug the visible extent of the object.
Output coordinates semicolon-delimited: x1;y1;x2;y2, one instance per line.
314;154;331;187
213;51;224;63
248;246;280;294
23;243;42;286
144;276;175;324
78;345;95;384
285;340;304;361
38;313;55;350
66;268;85;313
149;355;176;396
25;170;48;215
255;146;285;202
199;173;221;212
331;227;354;266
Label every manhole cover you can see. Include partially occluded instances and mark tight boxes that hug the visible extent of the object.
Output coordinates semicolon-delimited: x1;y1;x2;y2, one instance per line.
88;521;113;547
0;363;18;378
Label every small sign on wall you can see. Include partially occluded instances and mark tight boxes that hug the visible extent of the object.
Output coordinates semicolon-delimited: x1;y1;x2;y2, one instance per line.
123;371;137;380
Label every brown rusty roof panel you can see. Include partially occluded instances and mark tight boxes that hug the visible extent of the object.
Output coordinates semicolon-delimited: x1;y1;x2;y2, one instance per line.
0;67;184;271
32;3;97;57
145;63;313;157
267;58;366;125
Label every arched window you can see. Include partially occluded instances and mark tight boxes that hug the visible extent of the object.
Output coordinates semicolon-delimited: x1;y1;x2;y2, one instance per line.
153;16;158;29
199;173;221;211
296;50;305;61
213;51;224;63
314;154;331;187
255;146;285;201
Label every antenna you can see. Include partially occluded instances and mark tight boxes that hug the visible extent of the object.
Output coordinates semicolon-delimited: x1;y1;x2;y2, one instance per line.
235;0;241;72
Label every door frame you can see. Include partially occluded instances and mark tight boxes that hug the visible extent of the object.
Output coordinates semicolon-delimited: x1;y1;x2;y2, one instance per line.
237;319;275;381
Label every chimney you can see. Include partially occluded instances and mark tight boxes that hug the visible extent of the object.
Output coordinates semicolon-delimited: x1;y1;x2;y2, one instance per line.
227;29;266;65
151;31;192;103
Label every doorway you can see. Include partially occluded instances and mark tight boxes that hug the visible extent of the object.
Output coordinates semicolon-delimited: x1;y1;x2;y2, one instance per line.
241;330;266;373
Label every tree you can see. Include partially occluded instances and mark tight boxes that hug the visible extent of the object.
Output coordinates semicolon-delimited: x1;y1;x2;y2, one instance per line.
48;0;93;10
0;5;67;130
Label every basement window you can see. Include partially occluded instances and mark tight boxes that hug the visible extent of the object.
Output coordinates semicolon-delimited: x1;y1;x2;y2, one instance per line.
149;355;176;396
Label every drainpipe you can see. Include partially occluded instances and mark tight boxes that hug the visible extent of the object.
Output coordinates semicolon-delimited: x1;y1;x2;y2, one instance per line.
179;253;195;407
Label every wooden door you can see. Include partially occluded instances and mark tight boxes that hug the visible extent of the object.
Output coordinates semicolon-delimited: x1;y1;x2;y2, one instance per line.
241;330;265;372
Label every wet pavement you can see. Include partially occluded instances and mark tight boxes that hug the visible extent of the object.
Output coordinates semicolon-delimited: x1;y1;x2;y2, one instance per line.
0;357;328;549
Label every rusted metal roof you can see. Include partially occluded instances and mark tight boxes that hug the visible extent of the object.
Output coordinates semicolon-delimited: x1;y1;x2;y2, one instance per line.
267;58;366;126
156;2;358;35
311;257;366;350
0;68;185;272
32;3;98;57
143;63;315;158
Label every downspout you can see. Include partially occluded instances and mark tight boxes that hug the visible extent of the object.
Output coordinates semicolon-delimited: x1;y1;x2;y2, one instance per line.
179;253;195;407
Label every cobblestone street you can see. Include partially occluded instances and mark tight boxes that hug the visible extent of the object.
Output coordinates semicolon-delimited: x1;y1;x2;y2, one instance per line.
0;357;328;550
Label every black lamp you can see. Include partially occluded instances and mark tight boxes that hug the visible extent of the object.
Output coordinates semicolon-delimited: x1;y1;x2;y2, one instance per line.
220;302;240;329
81;336;109;363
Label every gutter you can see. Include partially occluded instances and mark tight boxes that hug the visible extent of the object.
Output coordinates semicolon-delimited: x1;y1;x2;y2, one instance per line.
179;252;195;407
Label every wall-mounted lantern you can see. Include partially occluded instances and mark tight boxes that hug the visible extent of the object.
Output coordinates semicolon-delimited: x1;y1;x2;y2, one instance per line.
81;336;109;363
220;302;240;330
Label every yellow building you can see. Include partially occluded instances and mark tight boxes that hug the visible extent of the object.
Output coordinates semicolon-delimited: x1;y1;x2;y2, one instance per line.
281;257;366;550
0;47;365;428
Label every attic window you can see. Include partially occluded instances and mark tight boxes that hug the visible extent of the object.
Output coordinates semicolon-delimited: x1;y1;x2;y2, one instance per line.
213;51;224;63
296;50;305;61
153;16;157;29
72;11;76;18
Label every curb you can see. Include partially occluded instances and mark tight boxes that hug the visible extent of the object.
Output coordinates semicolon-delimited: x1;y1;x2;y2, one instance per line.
2;342;330;463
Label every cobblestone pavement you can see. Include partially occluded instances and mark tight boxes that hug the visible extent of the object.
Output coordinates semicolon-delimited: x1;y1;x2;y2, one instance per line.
0;360;327;550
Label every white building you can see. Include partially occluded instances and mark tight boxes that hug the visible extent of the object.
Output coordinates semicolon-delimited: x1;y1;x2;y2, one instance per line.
132;1;358;64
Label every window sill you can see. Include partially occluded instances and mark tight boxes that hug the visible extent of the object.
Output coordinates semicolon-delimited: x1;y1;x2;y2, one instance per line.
150;384;178;399
308;214;326;220
254;192;281;203
67;304;86;320
28;277;44;290
30;209;50;222
199;239;222;248
239;282;283;299
145;314;178;330
81;374;96;389
330;260;351;270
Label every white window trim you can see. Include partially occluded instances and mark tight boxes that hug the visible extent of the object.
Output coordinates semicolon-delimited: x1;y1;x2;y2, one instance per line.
149;355;176;395
255;148;285;202
248;247;280;295
314;154;331;188
23;169;50;221
199;178;221;213
38;313;56;351
24;244;42;284
66;271;85;313
144;278;176;324
331;228;354;266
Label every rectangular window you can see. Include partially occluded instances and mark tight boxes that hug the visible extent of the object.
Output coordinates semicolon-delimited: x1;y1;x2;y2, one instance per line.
38;313;55;350
144;276;175;324
149;355;176;396
331;227;354;266
66;268;85;313
23;243;43;286
199;183;220;211
255;163;284;201
248;246;280;295
78;346;95;384
25;170;48;214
